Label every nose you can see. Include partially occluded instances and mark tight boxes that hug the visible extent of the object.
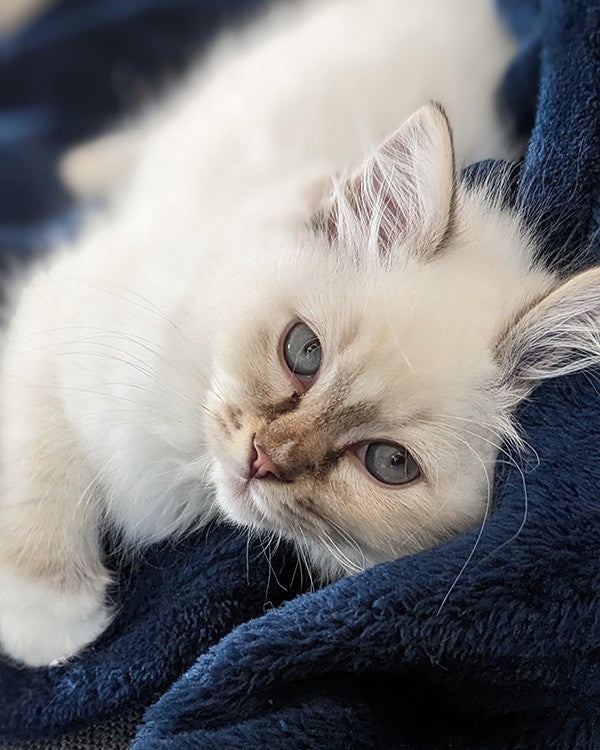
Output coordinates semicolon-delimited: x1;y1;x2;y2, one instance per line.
249;437;282;480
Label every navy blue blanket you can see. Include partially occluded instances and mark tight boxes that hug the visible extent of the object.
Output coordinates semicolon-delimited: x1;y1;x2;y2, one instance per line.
2;0;600;747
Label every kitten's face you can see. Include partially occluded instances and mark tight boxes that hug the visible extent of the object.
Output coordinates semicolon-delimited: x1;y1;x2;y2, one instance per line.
203;105;519;577
205;242;504;577
202;105;600;577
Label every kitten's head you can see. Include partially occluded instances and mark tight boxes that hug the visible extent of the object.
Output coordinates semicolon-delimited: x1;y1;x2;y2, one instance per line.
204;105;600;579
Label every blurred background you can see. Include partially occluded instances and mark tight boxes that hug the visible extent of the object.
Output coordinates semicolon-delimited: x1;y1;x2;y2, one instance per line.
0;0;266;265
0;0;538;271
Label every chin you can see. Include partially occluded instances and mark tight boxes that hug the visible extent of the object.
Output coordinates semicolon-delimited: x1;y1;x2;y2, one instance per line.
213;461;309;544
212;463;365;582
212;460;270;531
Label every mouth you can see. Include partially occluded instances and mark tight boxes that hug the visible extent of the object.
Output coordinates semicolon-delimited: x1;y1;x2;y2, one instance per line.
214;456;311;537
211;458;273;528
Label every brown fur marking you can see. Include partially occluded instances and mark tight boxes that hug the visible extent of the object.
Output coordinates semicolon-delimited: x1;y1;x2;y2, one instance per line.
263;390;302;421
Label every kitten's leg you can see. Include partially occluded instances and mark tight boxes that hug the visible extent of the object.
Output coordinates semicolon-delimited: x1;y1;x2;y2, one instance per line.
0;364;111;667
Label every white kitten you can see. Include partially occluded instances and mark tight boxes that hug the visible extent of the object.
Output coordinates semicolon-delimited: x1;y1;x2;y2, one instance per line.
1;0;599;669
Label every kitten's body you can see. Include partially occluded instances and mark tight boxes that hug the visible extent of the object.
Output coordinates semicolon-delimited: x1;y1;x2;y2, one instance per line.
1;0;600;669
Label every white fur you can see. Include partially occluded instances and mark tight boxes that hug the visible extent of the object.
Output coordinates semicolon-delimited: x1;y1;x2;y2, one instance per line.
0;568;111;668
1;0;598;669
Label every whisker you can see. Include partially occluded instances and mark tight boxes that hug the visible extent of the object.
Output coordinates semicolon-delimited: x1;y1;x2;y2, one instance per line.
61;279;190;342
435;432;493;615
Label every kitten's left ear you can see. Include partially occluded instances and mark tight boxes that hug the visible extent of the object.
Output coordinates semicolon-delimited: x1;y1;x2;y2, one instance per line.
317;103;456;262
496;267;600;398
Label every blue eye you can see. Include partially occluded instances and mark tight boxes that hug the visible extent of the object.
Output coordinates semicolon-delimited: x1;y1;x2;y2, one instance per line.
283;322;322;377
364;442;420;485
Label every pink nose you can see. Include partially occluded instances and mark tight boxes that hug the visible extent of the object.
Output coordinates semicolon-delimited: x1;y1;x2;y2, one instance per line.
250;437;281;480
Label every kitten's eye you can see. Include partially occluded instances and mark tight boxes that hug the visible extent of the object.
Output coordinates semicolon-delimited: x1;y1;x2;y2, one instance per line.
364;442;420;485
283;322;322;378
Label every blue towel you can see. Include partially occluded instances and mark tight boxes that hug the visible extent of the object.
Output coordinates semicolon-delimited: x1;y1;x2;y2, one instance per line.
1;0;600;747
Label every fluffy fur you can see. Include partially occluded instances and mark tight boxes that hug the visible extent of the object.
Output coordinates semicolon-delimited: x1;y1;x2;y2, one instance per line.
1;0;599;669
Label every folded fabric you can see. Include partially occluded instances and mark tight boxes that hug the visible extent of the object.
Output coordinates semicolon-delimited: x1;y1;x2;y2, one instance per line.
1;0;600;748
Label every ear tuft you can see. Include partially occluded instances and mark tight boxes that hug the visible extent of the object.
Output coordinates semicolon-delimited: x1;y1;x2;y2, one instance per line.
496;267;600;397
318;103;456;264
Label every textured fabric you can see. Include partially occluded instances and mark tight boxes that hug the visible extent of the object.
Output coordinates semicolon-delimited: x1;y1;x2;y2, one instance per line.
1;0;600;748
0;709;143;750
0;528;305;742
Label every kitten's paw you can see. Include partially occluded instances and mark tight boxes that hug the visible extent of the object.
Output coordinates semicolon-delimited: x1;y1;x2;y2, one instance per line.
0;573;111;668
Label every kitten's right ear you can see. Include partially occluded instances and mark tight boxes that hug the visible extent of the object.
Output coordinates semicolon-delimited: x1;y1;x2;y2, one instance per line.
314;104;456;264
495;267;600;398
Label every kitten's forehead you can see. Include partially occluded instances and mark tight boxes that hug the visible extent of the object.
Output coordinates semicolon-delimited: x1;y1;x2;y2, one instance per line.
294;279;499;434
228;235;522;426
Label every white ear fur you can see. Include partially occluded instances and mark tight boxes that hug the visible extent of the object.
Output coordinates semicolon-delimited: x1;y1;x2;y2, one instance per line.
321;103;456;263
497;267;600;395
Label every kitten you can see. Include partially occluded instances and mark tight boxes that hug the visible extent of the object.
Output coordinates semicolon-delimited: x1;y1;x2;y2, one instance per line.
1;0;599;669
